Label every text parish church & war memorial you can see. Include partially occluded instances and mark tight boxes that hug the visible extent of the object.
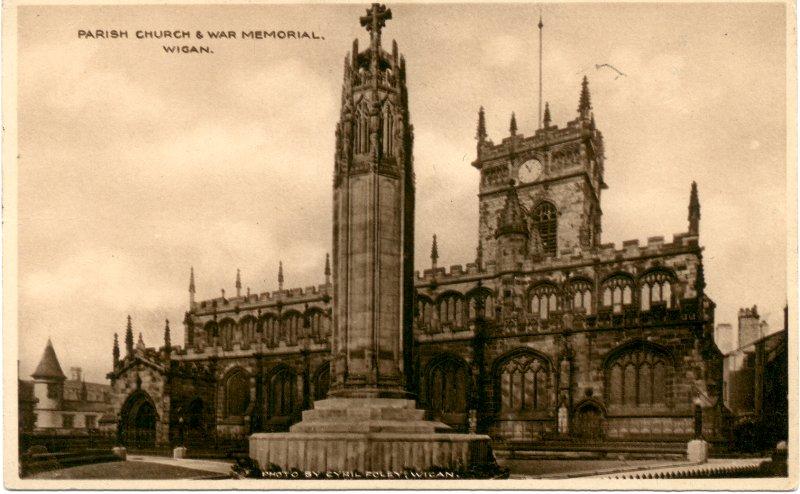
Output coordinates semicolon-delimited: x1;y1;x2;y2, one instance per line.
106;4;727;467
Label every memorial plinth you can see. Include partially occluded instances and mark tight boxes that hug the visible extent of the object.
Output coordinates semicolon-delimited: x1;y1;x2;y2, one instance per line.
250;398;493;471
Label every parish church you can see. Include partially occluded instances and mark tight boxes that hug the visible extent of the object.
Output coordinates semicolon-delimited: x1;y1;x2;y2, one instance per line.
107;4;727;454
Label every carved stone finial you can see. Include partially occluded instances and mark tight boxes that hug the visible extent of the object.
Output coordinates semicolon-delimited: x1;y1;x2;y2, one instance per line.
359;3;392;47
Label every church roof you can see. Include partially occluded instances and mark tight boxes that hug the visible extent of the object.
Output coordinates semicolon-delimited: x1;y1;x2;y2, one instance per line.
32;339;66;381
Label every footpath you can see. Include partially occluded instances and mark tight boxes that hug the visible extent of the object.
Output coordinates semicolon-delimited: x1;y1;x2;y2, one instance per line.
127;454;234;478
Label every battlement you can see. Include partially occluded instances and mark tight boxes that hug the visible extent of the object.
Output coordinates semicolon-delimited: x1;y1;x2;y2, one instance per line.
473;118;594;167
415;262;486;284
194;283;331;315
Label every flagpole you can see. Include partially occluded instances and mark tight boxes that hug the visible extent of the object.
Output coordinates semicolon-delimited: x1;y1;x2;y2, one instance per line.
538;14;543;129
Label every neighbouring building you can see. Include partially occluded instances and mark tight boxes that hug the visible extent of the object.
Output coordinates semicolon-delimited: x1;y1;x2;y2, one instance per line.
24;339;114;434
723;306;788;451
107;5;727;452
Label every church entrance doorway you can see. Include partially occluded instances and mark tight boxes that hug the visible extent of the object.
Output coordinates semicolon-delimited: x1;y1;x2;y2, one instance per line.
573;402;604;442
120;391;157;449
424;355;471;432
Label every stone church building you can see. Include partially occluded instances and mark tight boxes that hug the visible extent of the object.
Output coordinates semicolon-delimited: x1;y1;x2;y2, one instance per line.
107;6;726;452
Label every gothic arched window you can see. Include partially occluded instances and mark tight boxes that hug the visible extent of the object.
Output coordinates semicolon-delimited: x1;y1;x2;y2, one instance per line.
601;275;634;314
640;270;674;311
261;315;279;348
204;322;217;347
497;352;551;412
307;310;329;342
219;319;235;349
467;289;495;321
532;202;558;256
437;293;464;329
606;345;670;408
239;317;256;346
570;280;593;315
416;296;434;332
267;367;296;418
529;283;560;320
281;312;303;346
224;369;250;417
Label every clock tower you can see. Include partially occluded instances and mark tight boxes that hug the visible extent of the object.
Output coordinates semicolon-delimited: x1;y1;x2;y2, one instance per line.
473;76;606;262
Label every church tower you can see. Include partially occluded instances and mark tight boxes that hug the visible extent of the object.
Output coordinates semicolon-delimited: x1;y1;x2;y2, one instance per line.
330;3;415;398
474;78;606;263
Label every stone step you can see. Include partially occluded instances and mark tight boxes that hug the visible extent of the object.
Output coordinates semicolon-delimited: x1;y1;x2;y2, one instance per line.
290;419;448;434
301;406;426;422
312;398;418;410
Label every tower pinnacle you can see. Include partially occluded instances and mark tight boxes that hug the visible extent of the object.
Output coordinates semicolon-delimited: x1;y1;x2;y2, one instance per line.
189;266;196;308
164;319;171;353
112;333;120;367
689;181;701;236
510;112;518;136
430;234;439;269
278;261;284;291
578;76;592;118
235;268;242;297
324;253;331;285
125;315;134;356
543;102;552;128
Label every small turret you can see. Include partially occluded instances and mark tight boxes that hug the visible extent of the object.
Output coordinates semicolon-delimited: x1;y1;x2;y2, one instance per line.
112;333;120;368
278;261;284;291
31;339;66;412
136;333;146;351
495;182;529;238
430;234;439;270
125;315;134;356
688;181;700;236
578;76;592;119
495;182;529;272
509;112;518;136
235;268;242;298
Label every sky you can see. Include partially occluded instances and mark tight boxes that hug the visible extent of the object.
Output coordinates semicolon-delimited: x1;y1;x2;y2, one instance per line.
16;3;789;382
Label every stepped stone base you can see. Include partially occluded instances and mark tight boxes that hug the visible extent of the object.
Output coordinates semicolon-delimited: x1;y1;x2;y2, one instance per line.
249;398;494;472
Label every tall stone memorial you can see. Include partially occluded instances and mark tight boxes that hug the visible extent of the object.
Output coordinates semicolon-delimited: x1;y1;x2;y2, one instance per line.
249;4;494;472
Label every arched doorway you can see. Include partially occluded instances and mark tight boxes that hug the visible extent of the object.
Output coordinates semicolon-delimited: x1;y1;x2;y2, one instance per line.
424;355;471;432
120;391;158;449
573;401;605;442
313;363;330;402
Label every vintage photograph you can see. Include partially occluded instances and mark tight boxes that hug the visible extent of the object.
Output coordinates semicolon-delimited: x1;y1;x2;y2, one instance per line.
5;1;795;488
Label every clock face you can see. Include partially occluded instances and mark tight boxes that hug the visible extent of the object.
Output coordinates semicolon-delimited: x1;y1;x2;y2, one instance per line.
518;158;543;183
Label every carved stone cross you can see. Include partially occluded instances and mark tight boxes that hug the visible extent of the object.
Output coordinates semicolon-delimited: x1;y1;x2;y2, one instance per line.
360;3;392;44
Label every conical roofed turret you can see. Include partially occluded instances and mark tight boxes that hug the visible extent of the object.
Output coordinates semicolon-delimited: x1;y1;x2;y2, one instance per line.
32;339;66;381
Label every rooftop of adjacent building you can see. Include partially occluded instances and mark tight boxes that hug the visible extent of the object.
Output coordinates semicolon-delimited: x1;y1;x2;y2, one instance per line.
27;339;112;403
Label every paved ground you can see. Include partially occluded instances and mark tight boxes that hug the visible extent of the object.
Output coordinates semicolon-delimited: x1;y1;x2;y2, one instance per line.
30;460;226;480
499;458;684;478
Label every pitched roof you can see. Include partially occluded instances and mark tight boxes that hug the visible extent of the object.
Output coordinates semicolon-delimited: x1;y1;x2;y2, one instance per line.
31;339;66;381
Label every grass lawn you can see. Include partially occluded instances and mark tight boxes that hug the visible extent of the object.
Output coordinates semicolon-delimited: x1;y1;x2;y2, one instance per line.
29;460;225;480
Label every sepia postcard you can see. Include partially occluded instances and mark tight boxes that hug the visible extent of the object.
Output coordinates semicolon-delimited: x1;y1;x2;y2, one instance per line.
3;0;797;489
